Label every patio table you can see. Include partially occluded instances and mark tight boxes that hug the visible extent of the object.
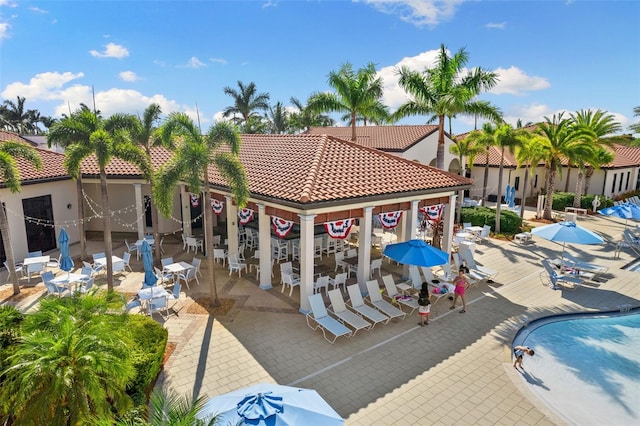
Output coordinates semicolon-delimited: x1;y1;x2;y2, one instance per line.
94;255;124;273
51;272;90;292
23;255;50;283
464;226;484;236
137;286;171;314
163;262;194;281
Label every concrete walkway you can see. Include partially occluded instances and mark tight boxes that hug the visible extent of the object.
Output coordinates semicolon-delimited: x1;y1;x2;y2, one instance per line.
2;213;639;424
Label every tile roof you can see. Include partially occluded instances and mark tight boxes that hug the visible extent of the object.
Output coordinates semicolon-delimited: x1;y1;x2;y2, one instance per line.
0;130;36;145
305;125;440;151
0;144;69;185
606;144;640;168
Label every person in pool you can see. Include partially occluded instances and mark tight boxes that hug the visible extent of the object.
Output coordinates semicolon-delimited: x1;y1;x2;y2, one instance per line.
513;345;535;369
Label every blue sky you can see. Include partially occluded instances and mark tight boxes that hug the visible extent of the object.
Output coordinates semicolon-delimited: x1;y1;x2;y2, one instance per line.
1;0;639;135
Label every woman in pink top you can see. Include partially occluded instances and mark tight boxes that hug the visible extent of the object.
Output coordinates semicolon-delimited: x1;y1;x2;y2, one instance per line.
450;267;469;313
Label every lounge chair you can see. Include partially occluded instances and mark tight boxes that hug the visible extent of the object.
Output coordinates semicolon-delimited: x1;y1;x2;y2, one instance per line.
306;293;352;344
452;253;485;286
557;253;608;280
541;259;584;290
381;275;418;314
327;289;372;335
346;284;390;328
458;248;498;280
365;280;406;320
419;266;456;306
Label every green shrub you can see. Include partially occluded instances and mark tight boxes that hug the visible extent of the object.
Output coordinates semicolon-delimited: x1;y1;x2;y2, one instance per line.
0;306;24;377
460;207;523;234
551;192;574;211
126;314;168;406
580;194;614;210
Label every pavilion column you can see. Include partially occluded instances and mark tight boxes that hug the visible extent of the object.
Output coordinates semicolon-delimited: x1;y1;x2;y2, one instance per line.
357;207;373;293
180;185;192;237
225;195;239;258
257;204;272;290
298;213;316;314
442;194;457;255
134;183;145;239
402;200;419;277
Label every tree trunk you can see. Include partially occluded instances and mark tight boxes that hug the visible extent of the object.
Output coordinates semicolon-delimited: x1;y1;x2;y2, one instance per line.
350;112;357;141
151;199;161;266
482;150;490;203
203;172;220;307
456;162;464;224
495;148;505;233
100;170;114;291
0;197;21;295
76;177;87;261
573;171;584;208
543;164;556;220
520;165;529;219
584;166;594;195
564;166;571;192
436;115;445;170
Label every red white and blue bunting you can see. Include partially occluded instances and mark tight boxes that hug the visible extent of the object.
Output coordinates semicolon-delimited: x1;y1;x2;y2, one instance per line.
211;199;224;215
271;217;295;238
420;204;444;224
237;208;255;225
378;211;403;229
324;219;355;239
189;193;200;208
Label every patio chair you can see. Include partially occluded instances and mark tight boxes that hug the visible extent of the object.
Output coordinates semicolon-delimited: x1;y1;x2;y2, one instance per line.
191;257;203;278
306;293;352;344
313;275;329;295
463;222;472;230
25;261;45;282
213;234;222;247
161;257;174;268
125;239;139;260
83;261;103;277
408;266;423;289
328;272;348;293
46;254;61;271
346;284;390;327
154;267;173;286
324;236;337;256
313;237;323;260
477;225;491;243
185;237;203;254
79;277;95;294
41;271;55;284
272;238;289;263
541;259;584;290
365;280;406;321
370;258;382;278
122;252;133;272
3;261;24;283
458;248;498;280
92;252;106;263
28;250;43;258
125;299;143;314
181;233;188;251
178;267;199;290
168;282;183;311
327;289;372;336
228;255;248;277
45;281;69;298
148;296;169;320
452;253;485;286
281;272;301;297
279;262;299;286
381;275;418;314
335;251;349;274
214;249;227;266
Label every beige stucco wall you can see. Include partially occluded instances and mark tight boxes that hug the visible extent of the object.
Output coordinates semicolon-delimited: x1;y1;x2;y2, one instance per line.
400;132;461;175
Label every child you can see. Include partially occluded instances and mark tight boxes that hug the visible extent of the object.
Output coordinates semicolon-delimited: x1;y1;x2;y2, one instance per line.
450;267;469;313
417;282;431;326
513;345;535;369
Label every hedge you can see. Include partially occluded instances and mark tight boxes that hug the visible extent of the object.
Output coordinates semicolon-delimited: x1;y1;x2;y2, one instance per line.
550;192;614;212
460;207;523;234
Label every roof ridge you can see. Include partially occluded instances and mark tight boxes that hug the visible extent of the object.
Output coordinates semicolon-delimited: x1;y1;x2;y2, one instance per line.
299;134;329;203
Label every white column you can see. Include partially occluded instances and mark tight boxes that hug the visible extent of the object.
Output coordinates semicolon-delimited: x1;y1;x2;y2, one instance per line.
134;183;145;239
298;213;316;314
402;200;419;278
180;185;192;237
357;207;373;293
257;204;272;290
442;194;457;255
225;195;239;257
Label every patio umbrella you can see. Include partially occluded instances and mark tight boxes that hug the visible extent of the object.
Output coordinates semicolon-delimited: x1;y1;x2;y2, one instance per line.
58;228;74;276
530;221;604;262
141;240;157;287
197;383;343;426
383;239;449;267
598;203;640;228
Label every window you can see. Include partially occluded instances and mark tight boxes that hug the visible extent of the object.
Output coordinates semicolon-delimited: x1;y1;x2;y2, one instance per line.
514;176;520;191
619;172;623;191
612;173;617;193
626;172;630;190
533;174;538;188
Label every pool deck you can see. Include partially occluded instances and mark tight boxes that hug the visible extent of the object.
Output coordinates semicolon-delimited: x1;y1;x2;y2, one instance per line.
3;212;639;425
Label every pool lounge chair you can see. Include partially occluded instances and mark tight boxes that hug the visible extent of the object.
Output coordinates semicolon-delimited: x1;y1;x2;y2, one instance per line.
458;248;498;281
451;253;486;286
327;289;372;336
306;293;352;344
556;253;608;280
365;280;407;321
541;259;584;290
346;284;390;328
381;275;418;314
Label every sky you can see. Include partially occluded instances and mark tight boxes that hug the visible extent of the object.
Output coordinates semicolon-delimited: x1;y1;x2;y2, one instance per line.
1;0;639;136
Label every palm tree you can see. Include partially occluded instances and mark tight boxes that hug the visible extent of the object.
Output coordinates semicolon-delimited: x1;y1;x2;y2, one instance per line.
450;135;483;223
129;103;165;264
154;113;249;307
464;122;500;203
0;294;135;424
492;124;526;233
536;113;596;220
62;112;151;291
222;81;270;132
394;44;501;170
0;141;42;295
0;96;41;134
629;106;640;134
288;96;335;133
584;147;614;196
267;101;290;134
307;62;388;141
146;387;215;426
515;133;546;219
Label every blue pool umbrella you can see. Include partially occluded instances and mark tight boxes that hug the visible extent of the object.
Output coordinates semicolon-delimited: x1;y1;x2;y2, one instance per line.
58;228;74;273
598;203;640;228
197;383;343;426
531;221;604;261
141;240;157;287
383;239;449;267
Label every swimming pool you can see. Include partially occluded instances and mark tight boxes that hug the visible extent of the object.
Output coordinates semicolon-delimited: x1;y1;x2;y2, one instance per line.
513;311;640;426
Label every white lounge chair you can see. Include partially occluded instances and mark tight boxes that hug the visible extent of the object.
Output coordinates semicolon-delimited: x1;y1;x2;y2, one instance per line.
327;289;372;335
346;284;390;328
452;253;485;286
381;275;419;314
306;293;352;344
541;259;584;290
557;253;608;280
458;248;498;280
365;280;406;320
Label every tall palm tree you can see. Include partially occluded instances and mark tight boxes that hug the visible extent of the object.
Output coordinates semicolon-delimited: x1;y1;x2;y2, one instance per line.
464;122;500;203
0;96;42;134
536;113;596;220
0;295;135;425
515;133;546;219
288;96;335;133
450;136;483;223
584;147;614;196
154;113;249;307
222;81;270;132
63;112;151;291
0;141;42;295
129;103;165;265
307;62;388;141
629;106;640;135
492;124;526;233
394;44;501;170
267;101;290;134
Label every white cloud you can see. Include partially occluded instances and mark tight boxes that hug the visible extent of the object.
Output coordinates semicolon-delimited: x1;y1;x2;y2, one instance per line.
262;1;278;9
2;71;85;100
501;103;555;127
210;57;227;65
485;22;505;29
89;42;129;59
0;22;9;39
0;1;17;7
360;0;465;27
29;6;47;13
491;66;550;95
119;70;140;82
182;56;207;69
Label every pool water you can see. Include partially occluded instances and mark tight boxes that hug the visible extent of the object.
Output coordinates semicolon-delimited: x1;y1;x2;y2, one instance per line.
514;312;640;426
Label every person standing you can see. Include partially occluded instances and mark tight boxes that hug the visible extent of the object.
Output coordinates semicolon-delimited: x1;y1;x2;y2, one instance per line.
513;345;535;369
450;267;469;313
418;282;431;326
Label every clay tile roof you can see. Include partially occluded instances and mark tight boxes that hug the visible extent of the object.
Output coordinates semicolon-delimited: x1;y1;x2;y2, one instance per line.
605;144;640;168
0;144;69;185
208;134;470;204
306;125;440;151
472;146;520;168
0;130;36;145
